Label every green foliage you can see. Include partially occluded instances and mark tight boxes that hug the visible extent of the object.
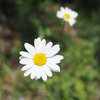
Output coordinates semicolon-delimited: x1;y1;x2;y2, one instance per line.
0;0;100;100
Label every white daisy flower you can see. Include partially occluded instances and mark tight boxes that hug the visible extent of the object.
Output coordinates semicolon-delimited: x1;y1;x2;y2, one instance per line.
19;38;63;81
56;7;78;26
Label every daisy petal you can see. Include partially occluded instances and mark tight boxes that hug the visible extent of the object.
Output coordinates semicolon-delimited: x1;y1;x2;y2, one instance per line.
43;42;53;54
19;56;26;60
65;7;71;11
21;64;33;71
56;11;63;18
43;65;52;77
71;11;78;18
47;55;63;64
41;39;46;52
24;43;36;55
34;66;42;79
41;72;47;81
60;7;65;12
20;51;33;58
30;69;36;79
47;63;60;72
46;45;60;57
34;38;42;53
69;19;76;26
36;69;42;79
19;59;34;65
24;67;33;77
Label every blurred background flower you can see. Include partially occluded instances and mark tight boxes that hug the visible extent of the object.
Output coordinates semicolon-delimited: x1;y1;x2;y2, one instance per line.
56;7;78;26
0;0;100;100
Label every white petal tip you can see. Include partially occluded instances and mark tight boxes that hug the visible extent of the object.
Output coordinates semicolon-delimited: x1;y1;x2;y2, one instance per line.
43;78;47;81
60;7;64;10
49;74;53;77
37;37;41;40
30;76;35;79
19;56;21;60
24;42;27;45
24;74;27;77
56;70;60;72
19;51;23;55
19;61;22;64
57;68;60;72
21;68;24;71
31;77;33;79
48;73;52;77
57;44;60;47
24;43;28;47
19;51;21;55
61;56;64;60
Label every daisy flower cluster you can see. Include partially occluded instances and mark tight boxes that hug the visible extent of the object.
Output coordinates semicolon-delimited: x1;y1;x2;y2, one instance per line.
56;7;78;26
19;6;78;81
19;38;63;81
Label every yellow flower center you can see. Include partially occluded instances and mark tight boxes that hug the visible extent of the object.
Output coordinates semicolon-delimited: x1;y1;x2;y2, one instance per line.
33;53;47;66
64;14;70;19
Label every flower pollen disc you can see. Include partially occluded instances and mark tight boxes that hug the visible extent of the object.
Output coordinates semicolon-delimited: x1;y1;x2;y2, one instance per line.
33;53;47;66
